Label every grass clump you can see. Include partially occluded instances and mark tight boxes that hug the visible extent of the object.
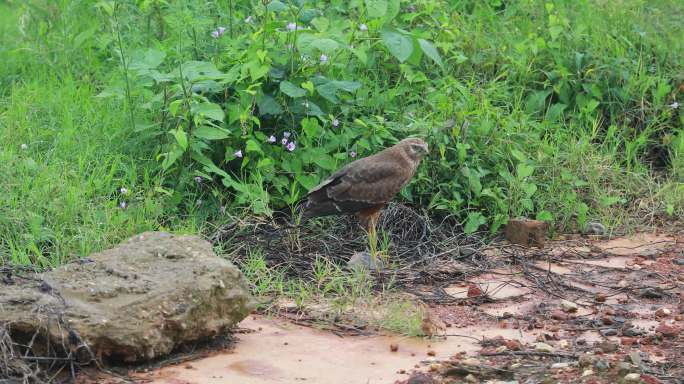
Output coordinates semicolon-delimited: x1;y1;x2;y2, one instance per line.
1;0;682;267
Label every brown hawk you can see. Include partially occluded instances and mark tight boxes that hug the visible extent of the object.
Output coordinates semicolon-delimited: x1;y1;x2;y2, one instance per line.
300;138;429;234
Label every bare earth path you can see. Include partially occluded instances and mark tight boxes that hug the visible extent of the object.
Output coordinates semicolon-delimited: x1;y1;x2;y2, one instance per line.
91;232;683;384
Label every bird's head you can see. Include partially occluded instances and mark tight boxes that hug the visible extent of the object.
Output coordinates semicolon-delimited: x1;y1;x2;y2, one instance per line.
399;137;429;160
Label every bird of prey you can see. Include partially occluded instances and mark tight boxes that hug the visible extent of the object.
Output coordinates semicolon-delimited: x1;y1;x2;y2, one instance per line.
300;138;429;236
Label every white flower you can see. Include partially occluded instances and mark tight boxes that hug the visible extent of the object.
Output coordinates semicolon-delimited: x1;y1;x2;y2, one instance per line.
245;16;253;23
359;24;368;32
319;54;328;63
194;176;203;183
20;143;28;150
119;201;127;209
281;138;288;145
286;22;297;31
283;131;291;138
671;101;680;110
234;150;243;158
119;187;128;195
268;135;277;143
332;119;339;127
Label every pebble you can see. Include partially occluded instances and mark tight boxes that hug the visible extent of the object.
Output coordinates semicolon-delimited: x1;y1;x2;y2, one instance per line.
656;323;681;338
639;287;663;299
534;342;554;353
600;328;618;337
390;343;399;352
505;339;522;351
595;293;607;302
621;337;635;346
672;258;684;266
464;374;478;383
623;327;645;337
462;358;480;366
584;222;606;235
559;340;570;349
579;354;593;367
582;369;594;377
617;362;633;375
594;359;610;371
655;308;671;317
561;300;578;313
624;373;641;383
599;341;619;353
551;362;570;369
427;350;436;356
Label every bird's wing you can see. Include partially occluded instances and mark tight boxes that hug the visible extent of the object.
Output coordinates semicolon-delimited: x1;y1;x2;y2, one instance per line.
325;159;410;205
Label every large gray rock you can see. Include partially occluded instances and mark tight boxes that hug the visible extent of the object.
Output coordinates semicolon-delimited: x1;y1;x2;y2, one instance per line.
0;232;254;363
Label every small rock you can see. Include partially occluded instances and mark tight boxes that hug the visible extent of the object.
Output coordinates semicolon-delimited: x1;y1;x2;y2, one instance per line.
551;362;570;369
505;339;522;351
584;222;606;235
429;363;440;372
600;328;618;337
578;354;594;367
602;316;615;325
427;350;436;356
623;373;641;383
559;340;570;349
595;293;607;302
639;287;663;299
623;327;645;337
598;341;619;353
464;374;478;383
641;374;662;384
594;359;610;371
621;337;635;346
655;323;681;338
551;310;568;320
534;342;554;353
561;300;578;313
617;362;633;375
347;251;385;270
407;372;434;384
390;343;399;352
582;369;594;377
504;218;548;248
467;284;483;297
675;315;683;321
672;258;684;266
462;358;480;366
654;308;671;318
495;345;507;353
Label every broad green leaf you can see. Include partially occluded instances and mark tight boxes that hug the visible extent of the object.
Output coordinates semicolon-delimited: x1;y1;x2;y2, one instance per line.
332;81;362;92
257;94;283;116
297;174;320;190
385;0;400;21
161;148;184;170
192;152;229;178
516;163;534;179
464;212;486;234
536;210;553;221
365;0;387;18
314;154;337;170
129;48;166;71
280;81;307;98
418;39;443;68
171;129;188;150
193;102;225;122
266;0;287;12
316;82;340;103
181;61;225;82
245;139;263;154
381;29;413;62
193;126;230;140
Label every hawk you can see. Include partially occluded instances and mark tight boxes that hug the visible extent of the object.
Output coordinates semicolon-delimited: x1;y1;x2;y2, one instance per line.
300;138;429;234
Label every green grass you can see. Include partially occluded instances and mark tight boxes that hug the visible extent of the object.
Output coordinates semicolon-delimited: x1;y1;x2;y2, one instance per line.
0;1;682;328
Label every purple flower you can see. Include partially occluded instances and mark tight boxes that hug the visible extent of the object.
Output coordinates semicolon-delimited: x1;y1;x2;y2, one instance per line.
119;201;127;210
234;150;243;158
281;138;288;145
359;24;368;32
286;22;297;31
268;135;277;143
350;151;357;158
211;27;226;39
286;142;296;152
194;176;203;183
319;54;328;63
332;118;339;127
283;131;291;138
119;187;128;195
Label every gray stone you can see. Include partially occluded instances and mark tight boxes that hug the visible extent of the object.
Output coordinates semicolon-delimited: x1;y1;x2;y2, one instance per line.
623;327;645;337
600;328;618;337
672;258;684;266
594;359;610;371
347;251;385;270
583;222;606;235
0;232;254;363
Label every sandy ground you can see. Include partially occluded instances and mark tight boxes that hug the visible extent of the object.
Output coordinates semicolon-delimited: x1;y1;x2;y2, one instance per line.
85;232;683;384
